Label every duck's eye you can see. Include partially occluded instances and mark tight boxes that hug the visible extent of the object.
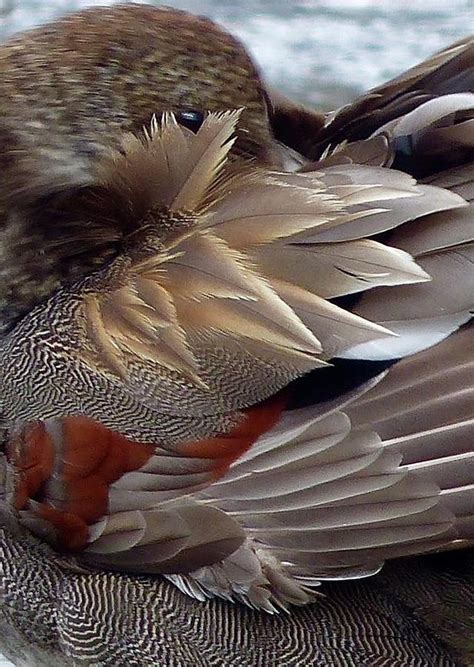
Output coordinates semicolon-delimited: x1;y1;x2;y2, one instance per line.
176;110;205;133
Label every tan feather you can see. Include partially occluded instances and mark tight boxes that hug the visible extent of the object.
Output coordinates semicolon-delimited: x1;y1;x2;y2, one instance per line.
170;110;242;211
393;205;474;256
83;295;127;379
256;238;430;299
272;279;394;358
208;172;345;247
84;271;200;382
354;243;474;322
175;289;323;359
97;109;241;219
163;232;261;301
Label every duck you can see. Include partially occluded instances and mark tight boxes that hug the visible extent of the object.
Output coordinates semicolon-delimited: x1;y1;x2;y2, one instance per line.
0;4;472;665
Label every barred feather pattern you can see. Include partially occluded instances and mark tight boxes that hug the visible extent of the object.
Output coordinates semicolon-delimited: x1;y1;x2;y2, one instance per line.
0;523;472;666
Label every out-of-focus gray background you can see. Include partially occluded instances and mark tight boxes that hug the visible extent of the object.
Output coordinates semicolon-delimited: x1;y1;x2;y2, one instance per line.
0;0;472;109
0;1;472;665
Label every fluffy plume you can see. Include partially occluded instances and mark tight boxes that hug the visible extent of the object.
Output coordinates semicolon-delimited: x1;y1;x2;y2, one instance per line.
80;110;465;392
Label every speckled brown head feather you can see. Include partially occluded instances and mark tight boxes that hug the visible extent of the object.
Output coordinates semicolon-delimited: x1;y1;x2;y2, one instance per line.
0;4;273;195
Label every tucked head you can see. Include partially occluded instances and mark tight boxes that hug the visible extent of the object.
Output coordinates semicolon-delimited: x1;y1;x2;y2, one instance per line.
0;4;276;192
0;5;278;333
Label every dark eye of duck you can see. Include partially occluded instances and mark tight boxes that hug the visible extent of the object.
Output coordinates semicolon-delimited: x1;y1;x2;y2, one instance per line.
176;110;205;133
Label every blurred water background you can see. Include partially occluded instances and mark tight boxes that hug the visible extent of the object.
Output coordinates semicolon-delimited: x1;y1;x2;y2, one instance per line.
0;1;472;665
0;0;472;109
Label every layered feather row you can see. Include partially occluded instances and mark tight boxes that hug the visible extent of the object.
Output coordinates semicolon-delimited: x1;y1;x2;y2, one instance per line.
81;109;466;395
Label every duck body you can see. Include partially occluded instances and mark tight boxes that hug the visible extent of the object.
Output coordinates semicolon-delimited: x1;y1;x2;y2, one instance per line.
0;4;473;664
1;519;472;666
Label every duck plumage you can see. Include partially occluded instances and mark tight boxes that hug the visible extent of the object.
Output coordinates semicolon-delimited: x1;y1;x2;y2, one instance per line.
0;4;472;664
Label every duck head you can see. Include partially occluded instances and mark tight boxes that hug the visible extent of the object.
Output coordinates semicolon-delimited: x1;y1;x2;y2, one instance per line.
0;4;305;336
